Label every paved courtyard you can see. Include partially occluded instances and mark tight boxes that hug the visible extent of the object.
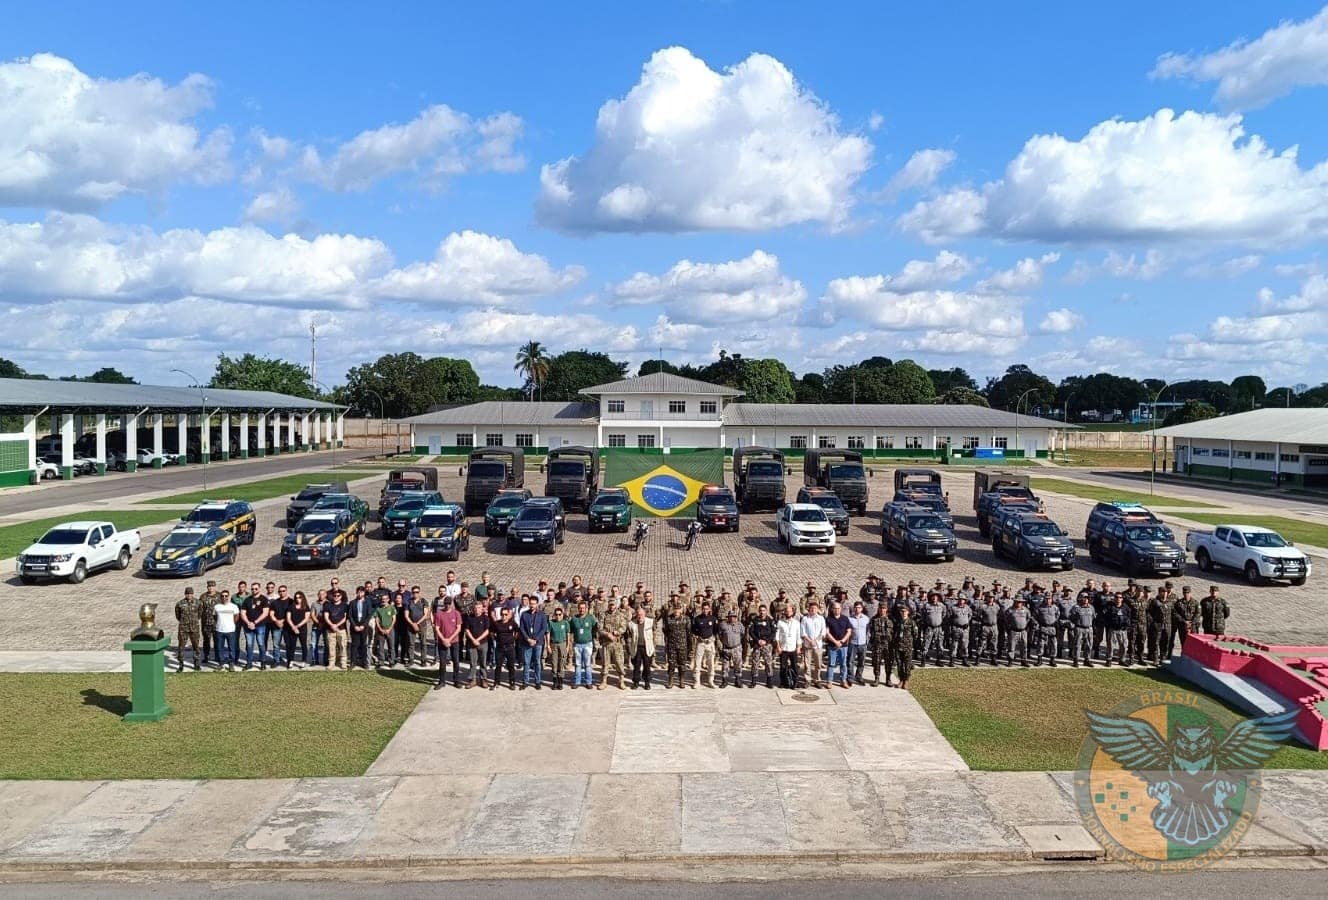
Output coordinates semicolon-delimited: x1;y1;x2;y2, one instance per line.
3;467;1327;651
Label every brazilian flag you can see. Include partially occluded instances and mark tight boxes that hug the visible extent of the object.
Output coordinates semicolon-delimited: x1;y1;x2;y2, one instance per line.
604;448;725;517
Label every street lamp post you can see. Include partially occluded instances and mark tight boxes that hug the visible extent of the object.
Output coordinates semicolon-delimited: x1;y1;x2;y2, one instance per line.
1150;382;1172;496
1014;388;1036;461
171;368;207;492
364;389;386;457
311;379;337;469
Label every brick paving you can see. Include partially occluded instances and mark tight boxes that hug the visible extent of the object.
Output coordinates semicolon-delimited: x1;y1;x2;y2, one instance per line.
3;468;1326;651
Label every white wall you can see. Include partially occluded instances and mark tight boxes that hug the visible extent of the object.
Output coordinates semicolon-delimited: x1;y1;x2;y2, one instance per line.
598;392;724;422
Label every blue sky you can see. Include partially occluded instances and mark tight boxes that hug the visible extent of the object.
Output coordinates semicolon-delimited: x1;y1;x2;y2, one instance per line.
3;1;1328;388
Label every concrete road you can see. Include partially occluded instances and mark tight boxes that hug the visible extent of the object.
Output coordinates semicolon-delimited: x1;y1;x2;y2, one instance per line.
1;449;376;516
6;870;1328;899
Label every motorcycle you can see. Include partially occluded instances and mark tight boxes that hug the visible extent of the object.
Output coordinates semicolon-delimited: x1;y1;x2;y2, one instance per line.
684;520;702;551
632;520;651;551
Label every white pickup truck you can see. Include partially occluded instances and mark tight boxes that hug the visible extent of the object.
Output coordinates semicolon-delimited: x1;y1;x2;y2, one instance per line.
1186;524;1310;586
15;521;142;584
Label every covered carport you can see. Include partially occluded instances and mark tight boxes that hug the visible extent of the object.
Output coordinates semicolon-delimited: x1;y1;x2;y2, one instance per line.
0;378;345;486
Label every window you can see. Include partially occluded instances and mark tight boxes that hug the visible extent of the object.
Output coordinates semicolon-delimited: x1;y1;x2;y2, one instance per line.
514;433;534;448
1210;448;1229;458
668;400;686;414
818;435;837;449
1281;453;1301;463
637;434;656;448
455;433;473;447
608;434;626;448
484;433;503;447
607;400;625;413
994;436;1009;449
962;436;980;450
1234;450;1251;459
905;436;923;450
1254;451;1275;461
700;400;717;415
1191;447;1209;456
876;435;893;450
847;435;865;449
788;435;808;449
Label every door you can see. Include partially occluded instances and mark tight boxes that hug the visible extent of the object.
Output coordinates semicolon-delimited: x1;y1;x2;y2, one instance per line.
639;400;654;419
428;433;442;455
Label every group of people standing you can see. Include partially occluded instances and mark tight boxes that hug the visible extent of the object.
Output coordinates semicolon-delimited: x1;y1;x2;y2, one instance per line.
171;570;1231;690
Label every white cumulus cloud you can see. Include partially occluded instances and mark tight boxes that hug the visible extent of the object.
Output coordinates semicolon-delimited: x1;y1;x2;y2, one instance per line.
976;252;1060;293
1038;307;1084;333
243;186;300;225
812;276;1024;341
371;230;584;305
609;250;806;325
536;46;872;233
878;148;956;200
898;109;1328;246
0;52;231;209
1152;7;1328;109
1065;250;1168;284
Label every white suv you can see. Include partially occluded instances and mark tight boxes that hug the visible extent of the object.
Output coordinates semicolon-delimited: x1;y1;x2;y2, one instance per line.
777;503;837;554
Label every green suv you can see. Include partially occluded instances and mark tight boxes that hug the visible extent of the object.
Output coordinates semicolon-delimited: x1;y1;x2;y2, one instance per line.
588;487;632;533
381;490;445;540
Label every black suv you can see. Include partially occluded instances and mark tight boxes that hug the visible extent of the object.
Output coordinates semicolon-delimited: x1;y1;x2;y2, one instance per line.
795;487;850;535
507;498;565;554
991;510;1075;571
976;490;1039;537
286;481;349;527
891;490;953;530
881;501;957;562
696;485;740;532
1085;503;1185;576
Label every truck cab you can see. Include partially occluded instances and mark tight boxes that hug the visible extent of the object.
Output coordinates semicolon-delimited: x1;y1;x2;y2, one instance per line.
991;510;1075;571
544;446;599;512
803;449;868;516
1085;503;1185;576
881;501;957;562
1187;525;1310;586
732;446;786;511
465;448;525;515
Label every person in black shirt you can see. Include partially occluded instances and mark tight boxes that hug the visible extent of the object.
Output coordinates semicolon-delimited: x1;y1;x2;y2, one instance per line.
323;595;349;669
268;586;290;667
241;590;269;670
491;606;521;690
284;591;310;667
464;602;491;688
747;605;776;688
690;601;718;689
393;592;411;665
347;587;374;670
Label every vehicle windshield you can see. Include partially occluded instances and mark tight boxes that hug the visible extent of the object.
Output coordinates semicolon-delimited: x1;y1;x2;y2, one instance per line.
827;464;864;479
811;496;845;513
313;496;349;509
747;462;783;477
701;492;735;505
392;500;426;513
490;495;526;510
160;531;204;548
184;508;226;523
296;519;337;534
592;493;626;507
469;461;506;477
1022;522;1062;537
418;514;457;529
296;487;328;501
995;487;1034;500
548;461;584;477
37;528;90;545
516;508;554;523
1126;526;1170;541
912;498;946;513
908;515;945;530
791;508;828;523
385;480;421;492
902;479;941;492
1243;531;1289;548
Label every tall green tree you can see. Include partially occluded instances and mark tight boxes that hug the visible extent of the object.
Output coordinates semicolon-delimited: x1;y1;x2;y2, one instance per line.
985;364;1056;412
514;341;551;400
1170;379;1236;414
210;353;313;396
928;367;978;394
739;358;796;403
342;353;482;417
636;359;680;377
795;372;827;404
82;367;137;384
542;350;629;401
0;357;29;378
421;356;481;405
1059;373;1146;421
935;386;990;407
1230;374;1266;410
1162;400;1219;427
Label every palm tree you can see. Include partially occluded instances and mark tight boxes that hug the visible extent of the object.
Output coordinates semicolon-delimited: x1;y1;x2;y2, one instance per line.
514;341;550;401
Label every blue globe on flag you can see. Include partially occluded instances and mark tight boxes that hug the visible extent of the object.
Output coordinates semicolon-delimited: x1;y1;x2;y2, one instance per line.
640;473;689;512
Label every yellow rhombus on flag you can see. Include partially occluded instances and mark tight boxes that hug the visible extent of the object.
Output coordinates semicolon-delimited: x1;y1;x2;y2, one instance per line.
617;464;709;517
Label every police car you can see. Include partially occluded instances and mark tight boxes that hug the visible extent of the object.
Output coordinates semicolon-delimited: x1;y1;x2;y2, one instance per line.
991;510;1075;571
881;501;957;562
891;490;954;530
795;487;849;535
280;510;361;569
142;524;237;578
1085;502;1185;576
181;499;257;545
695;484;741;532
405;504;470;561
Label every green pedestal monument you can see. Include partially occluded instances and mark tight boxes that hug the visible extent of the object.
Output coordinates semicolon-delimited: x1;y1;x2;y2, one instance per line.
123;604;171;723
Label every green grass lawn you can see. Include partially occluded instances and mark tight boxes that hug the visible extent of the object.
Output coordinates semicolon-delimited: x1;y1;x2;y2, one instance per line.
0;511;183;560
1030;477;1217;508
1052;449;1155;468
1075;423;1154;432
1178;514;1328;549
0;672;429;780
141;471;383;506
910;668;1328;771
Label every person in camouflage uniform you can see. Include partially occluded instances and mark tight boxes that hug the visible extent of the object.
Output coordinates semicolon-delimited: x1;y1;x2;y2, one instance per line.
1125;587;1148;665
1201;586;1230;635
597;598;629;690
975;594;1001;665
199;580;221;665
891;606;918;690
746;604;776;688
1148;588;1176;666
1172;586;1202;656
662;601;692;688
174;587;205;671
868;603;894;685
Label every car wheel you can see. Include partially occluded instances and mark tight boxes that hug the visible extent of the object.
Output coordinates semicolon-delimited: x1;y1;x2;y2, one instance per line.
1196;549;1212;572
978;520;989;538
330;550;341;569
991;539;1002;560
827;546;835;555
903;543;914;562
1089;541;1102;563
945;555;955;562
1290;576;1307;586
19;575;35;585
225;545;237;566
1016;549;1030;570
115;547;131;570
68;560;87;584
245;528;256;546
1244;562;1262;586
1124;554;1139;577
351;538;360;558
1063;563;1075;571
281;559;291;570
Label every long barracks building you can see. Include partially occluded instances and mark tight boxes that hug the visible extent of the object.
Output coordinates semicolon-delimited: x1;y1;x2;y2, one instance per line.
400;372;1068;459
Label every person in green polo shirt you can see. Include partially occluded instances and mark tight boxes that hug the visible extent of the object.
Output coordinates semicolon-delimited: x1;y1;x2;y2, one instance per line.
373;594;397;667
569;601;597;689
548;605;572;690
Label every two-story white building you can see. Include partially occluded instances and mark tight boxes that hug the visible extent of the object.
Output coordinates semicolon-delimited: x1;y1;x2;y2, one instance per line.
399;372;1068;458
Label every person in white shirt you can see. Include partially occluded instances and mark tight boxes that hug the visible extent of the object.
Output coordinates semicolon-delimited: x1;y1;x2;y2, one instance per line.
799;601;827;689
775;603;802;689
213;590;241;672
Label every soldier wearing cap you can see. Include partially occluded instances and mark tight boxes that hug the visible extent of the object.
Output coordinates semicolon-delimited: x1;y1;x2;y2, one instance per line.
717;610;744;687
1005;596;1032;667
174;586;205;671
